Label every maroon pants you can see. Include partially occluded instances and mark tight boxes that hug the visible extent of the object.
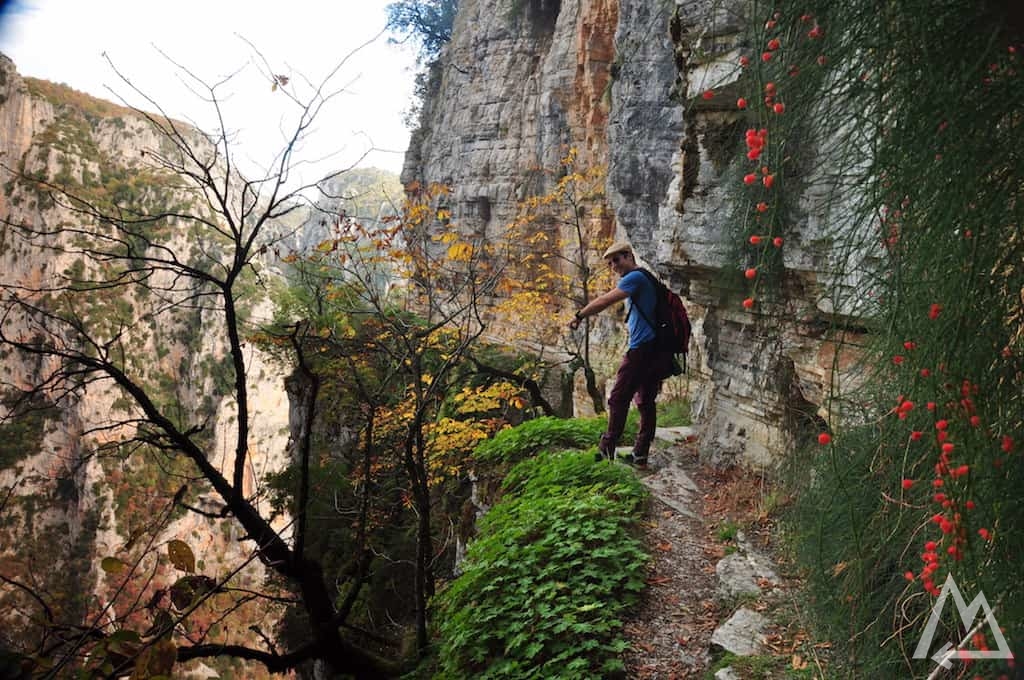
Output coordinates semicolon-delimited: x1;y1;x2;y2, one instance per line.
599;342;670;458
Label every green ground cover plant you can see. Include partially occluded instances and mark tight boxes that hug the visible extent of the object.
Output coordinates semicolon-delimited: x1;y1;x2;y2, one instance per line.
471;414;638;464
433;437;648;679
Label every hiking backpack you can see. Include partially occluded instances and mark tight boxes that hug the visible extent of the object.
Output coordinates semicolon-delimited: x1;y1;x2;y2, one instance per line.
631;268;692;372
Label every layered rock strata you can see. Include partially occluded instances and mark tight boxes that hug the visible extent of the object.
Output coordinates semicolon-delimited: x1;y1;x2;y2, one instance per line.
404;0;854;466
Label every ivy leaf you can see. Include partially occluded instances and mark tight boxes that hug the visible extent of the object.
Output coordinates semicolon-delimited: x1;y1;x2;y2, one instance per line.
131;636;177;679
106;629;142;656
100;556;127;574
167;540;195;573
143;610;175;638
169;575;216;610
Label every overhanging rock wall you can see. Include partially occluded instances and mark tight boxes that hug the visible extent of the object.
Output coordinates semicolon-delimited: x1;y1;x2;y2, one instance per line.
403;0;858;467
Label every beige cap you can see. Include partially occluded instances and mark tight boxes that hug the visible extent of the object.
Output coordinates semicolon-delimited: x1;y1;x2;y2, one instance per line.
602;241;633;259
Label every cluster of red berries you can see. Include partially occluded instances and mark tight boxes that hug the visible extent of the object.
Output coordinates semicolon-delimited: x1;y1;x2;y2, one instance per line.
735;12;830;313
890;304;1020;596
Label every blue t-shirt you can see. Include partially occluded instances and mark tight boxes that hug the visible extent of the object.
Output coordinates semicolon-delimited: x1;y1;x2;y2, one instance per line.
618;269;657;348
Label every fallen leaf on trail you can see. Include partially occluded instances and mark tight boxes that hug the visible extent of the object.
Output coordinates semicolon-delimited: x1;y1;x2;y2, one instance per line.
791;654;808;670
646;576;672;585
656;541;673;552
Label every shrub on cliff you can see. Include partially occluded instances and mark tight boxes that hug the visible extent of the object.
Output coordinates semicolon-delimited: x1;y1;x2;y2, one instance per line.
433;448;647;679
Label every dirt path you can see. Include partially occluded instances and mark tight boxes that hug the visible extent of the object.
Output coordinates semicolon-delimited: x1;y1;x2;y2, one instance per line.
618;428;720;678
618;428;833;679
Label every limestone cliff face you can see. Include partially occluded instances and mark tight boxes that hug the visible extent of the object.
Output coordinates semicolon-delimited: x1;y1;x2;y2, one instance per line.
402;0;617;231
0;55;289;672
404;0;851;466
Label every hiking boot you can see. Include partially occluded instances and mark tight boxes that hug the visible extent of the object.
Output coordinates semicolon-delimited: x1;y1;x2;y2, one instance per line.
617;452;649;469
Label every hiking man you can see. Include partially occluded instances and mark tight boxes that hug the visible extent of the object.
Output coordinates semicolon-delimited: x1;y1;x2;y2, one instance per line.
568;241;672;468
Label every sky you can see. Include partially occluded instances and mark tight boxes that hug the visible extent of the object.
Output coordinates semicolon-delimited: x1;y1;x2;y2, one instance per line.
0;0;420;183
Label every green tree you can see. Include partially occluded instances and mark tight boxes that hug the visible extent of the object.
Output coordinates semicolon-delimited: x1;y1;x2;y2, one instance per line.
266;181;516;656
386;0;458;62
497;148;614;414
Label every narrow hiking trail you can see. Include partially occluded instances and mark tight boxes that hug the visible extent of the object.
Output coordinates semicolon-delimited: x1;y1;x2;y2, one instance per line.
618;428;829;679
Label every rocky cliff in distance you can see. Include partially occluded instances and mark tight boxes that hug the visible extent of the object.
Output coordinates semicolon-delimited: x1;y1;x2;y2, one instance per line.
0;54;290;677
403;0;853;467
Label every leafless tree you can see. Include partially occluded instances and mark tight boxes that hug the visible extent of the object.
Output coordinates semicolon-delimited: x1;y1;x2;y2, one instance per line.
0;40;413;678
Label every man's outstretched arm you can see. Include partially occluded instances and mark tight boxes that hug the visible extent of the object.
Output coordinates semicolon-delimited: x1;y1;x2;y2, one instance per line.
569;288;629;329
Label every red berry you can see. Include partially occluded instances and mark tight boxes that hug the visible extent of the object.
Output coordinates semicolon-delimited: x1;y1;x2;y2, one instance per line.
773;102;786;114
744;268;757;280
702;90;715;100
737;97;748;109
742;297;755;309
749;235;762;245
817;432;832;445
772;236;783;247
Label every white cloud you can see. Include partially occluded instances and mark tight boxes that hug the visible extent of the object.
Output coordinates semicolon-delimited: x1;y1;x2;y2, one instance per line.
0;0;419;180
